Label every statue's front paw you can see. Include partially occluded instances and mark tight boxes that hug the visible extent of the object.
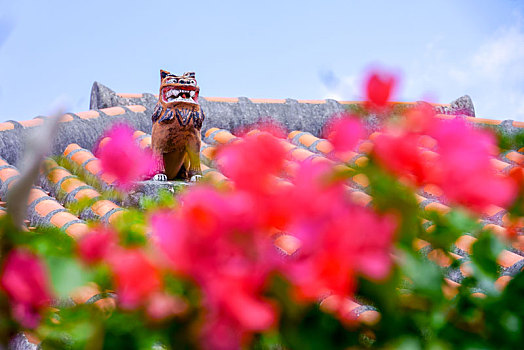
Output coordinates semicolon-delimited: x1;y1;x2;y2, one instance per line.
190;175;202;182
153;173;168;181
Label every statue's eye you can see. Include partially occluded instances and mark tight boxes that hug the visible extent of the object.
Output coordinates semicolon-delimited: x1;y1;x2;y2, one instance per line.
189;79;196;85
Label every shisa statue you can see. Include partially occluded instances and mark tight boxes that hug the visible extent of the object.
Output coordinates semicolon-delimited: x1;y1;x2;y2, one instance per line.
151;70;205;181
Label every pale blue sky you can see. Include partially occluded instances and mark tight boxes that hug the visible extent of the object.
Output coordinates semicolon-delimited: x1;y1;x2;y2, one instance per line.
1;0;524;121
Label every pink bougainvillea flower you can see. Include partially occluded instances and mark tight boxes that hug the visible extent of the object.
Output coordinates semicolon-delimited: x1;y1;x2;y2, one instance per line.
216;131;287;193
107;249;162;309
323;113;365;154
429;118;517;212
151;184;279;349
0;249;53;328
77;225;117;265
96;123;158;191
365;71;396;109
373;131;441;186
281;161;396;302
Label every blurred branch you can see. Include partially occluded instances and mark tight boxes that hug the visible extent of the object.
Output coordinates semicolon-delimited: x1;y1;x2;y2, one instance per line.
7;111;63;228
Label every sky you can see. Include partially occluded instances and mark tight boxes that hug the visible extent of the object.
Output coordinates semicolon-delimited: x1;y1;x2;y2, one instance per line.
1;0;524;121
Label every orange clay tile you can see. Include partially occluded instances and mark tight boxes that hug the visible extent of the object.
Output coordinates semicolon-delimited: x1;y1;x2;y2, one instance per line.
76;110;100;119
133;130;146;139
213;130;235;144
201;147;216;162
288;130;302;140
460;261;473;277
74;188;100;201
139;137;151;149
490;158;511;171
423;184;443;197
19;118;44;128
352;173;370;187
99;173;117;185
60;178;86;193
204;97;239;103
357;310;381;325
297;99;326;104
274;234;301;255
204;170;228;183
117;93;144;98
108;210;124;225
63;143;82;157
506;151;524;164
442;278;460;299
495;275;512;291
354;156;369;167
47;168;72;184
205;127;220;138
71;150;94;165
428;249;453;267
35;200;64;217
358;141;373;153
369;132;383;141
91;199;120;217
465;117;502;126
349;191;372;206
126;105;147;113
425;202;451;215
414;194;427;204
310;156;333;165
60;114;75;122
335;150;358;163
512;121;524;128
289;147;314;162
50;211;81;228
0;167;20;182
519;147;524;153
496;250;523;268
248;98;286;104
0;122;15;131
413;238;431;251
27;188;46;205
101;106;126;116
65;223;89;240
471;292;487;299
482;205;505;218
315;140;334;154
298;133;318;147
418;135;437;149
97;137;110;150
85;160;102;175
454;235;477;254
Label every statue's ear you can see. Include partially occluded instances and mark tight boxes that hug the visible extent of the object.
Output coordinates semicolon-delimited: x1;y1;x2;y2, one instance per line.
160;70;170;81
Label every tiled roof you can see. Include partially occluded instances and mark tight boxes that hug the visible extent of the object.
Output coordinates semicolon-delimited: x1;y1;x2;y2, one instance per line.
1;82;523;346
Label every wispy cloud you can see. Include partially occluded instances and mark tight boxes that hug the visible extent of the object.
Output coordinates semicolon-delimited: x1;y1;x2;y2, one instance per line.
320;16;524;121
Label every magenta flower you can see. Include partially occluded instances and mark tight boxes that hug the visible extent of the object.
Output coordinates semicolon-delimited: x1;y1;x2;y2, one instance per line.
323;113;365;154
0;249;53;328
96;123;158;191
429;118;517;212
77;226;117;265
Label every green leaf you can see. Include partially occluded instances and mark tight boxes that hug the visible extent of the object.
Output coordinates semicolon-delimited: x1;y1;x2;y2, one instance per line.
46;257;93;298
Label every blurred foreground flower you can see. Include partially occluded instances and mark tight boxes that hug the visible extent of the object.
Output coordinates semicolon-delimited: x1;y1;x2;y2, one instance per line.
365;71;396;110
96;123;158;191
323;113;365;154
0;249;53;328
